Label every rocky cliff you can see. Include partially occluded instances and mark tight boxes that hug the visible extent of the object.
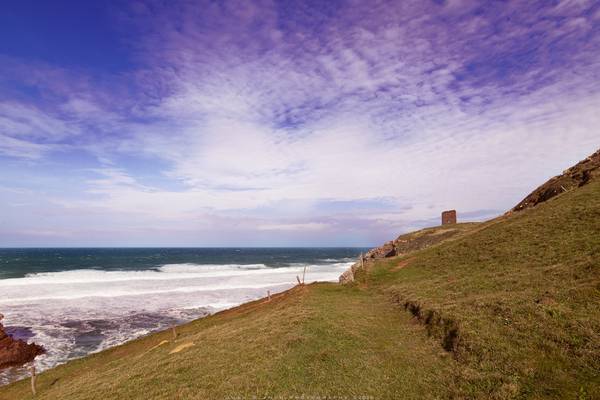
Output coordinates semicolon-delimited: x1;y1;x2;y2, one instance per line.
512;148;600;212
0;314;44;370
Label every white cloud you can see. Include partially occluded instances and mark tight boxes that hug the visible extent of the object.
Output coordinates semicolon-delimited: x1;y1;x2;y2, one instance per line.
257;222;330;231
2;0;600;245
0;133;50;159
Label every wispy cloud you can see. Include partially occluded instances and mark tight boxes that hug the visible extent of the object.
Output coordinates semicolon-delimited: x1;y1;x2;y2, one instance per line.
1;0;599;246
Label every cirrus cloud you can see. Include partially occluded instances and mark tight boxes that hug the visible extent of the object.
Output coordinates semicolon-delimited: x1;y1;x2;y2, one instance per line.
1;0;599;246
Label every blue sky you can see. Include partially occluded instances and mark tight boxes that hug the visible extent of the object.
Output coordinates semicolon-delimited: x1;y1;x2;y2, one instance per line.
0;0;599;247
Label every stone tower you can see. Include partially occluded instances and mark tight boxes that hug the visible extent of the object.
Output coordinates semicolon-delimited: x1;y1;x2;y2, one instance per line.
441;210;457;225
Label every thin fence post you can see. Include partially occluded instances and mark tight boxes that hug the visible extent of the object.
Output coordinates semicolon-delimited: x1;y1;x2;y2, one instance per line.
296;275;302;285
30;365;36;396
360;253;364;268
302;266;307;284
267;290;271;301
171;326;177;340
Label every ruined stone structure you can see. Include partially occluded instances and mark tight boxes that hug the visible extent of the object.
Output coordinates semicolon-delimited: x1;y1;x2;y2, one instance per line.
441;210;457;225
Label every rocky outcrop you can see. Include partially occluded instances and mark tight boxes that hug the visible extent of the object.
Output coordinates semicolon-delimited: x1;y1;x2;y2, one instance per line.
512;148;600;212
339;263;360;284
339;242;395;284
365;241;397;259
340;226;464;284
0;314;44;370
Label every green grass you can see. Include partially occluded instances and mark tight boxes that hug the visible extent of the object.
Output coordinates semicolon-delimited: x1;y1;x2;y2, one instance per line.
366;179;600;399
0;285;457;400
2;179;599;399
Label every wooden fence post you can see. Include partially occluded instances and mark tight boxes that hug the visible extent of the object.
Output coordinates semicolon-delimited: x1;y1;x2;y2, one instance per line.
267;290;271;301
302;266;307;284
30;365;36;396
171;326;177;340
296;275;302;285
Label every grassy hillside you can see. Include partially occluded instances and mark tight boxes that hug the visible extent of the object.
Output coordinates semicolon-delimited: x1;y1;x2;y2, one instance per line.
367;177;600;399
341;222;479;283
0;285;460;400
2;179;599;399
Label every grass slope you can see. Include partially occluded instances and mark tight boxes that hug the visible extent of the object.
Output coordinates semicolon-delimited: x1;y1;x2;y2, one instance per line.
2;180;599;399
368;178;600;399
0;286;456;400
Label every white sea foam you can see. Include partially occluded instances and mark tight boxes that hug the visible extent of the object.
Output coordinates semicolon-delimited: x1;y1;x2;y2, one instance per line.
0;261;351;385
159;263;268;272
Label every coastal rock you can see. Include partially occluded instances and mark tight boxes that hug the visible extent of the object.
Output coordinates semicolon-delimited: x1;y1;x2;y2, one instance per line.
0;314;44;370
339;261;360;284
339;244;396;284
365;241;396;259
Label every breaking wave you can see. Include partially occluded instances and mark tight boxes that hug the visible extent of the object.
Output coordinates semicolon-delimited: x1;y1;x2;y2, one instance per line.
0;261;351;385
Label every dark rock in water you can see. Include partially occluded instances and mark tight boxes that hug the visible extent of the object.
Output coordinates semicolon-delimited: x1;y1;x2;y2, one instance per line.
0;314;44;370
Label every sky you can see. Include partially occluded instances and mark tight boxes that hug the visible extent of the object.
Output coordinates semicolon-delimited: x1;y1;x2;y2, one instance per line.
0;0;599;247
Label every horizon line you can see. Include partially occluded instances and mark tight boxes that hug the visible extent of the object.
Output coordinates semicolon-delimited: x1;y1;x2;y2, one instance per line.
0;246;372;249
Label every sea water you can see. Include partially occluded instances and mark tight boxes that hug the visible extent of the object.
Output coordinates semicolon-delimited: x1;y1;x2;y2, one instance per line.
0;248;363;385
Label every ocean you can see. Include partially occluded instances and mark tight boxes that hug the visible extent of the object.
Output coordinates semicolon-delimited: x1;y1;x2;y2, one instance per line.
0;247;364;385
